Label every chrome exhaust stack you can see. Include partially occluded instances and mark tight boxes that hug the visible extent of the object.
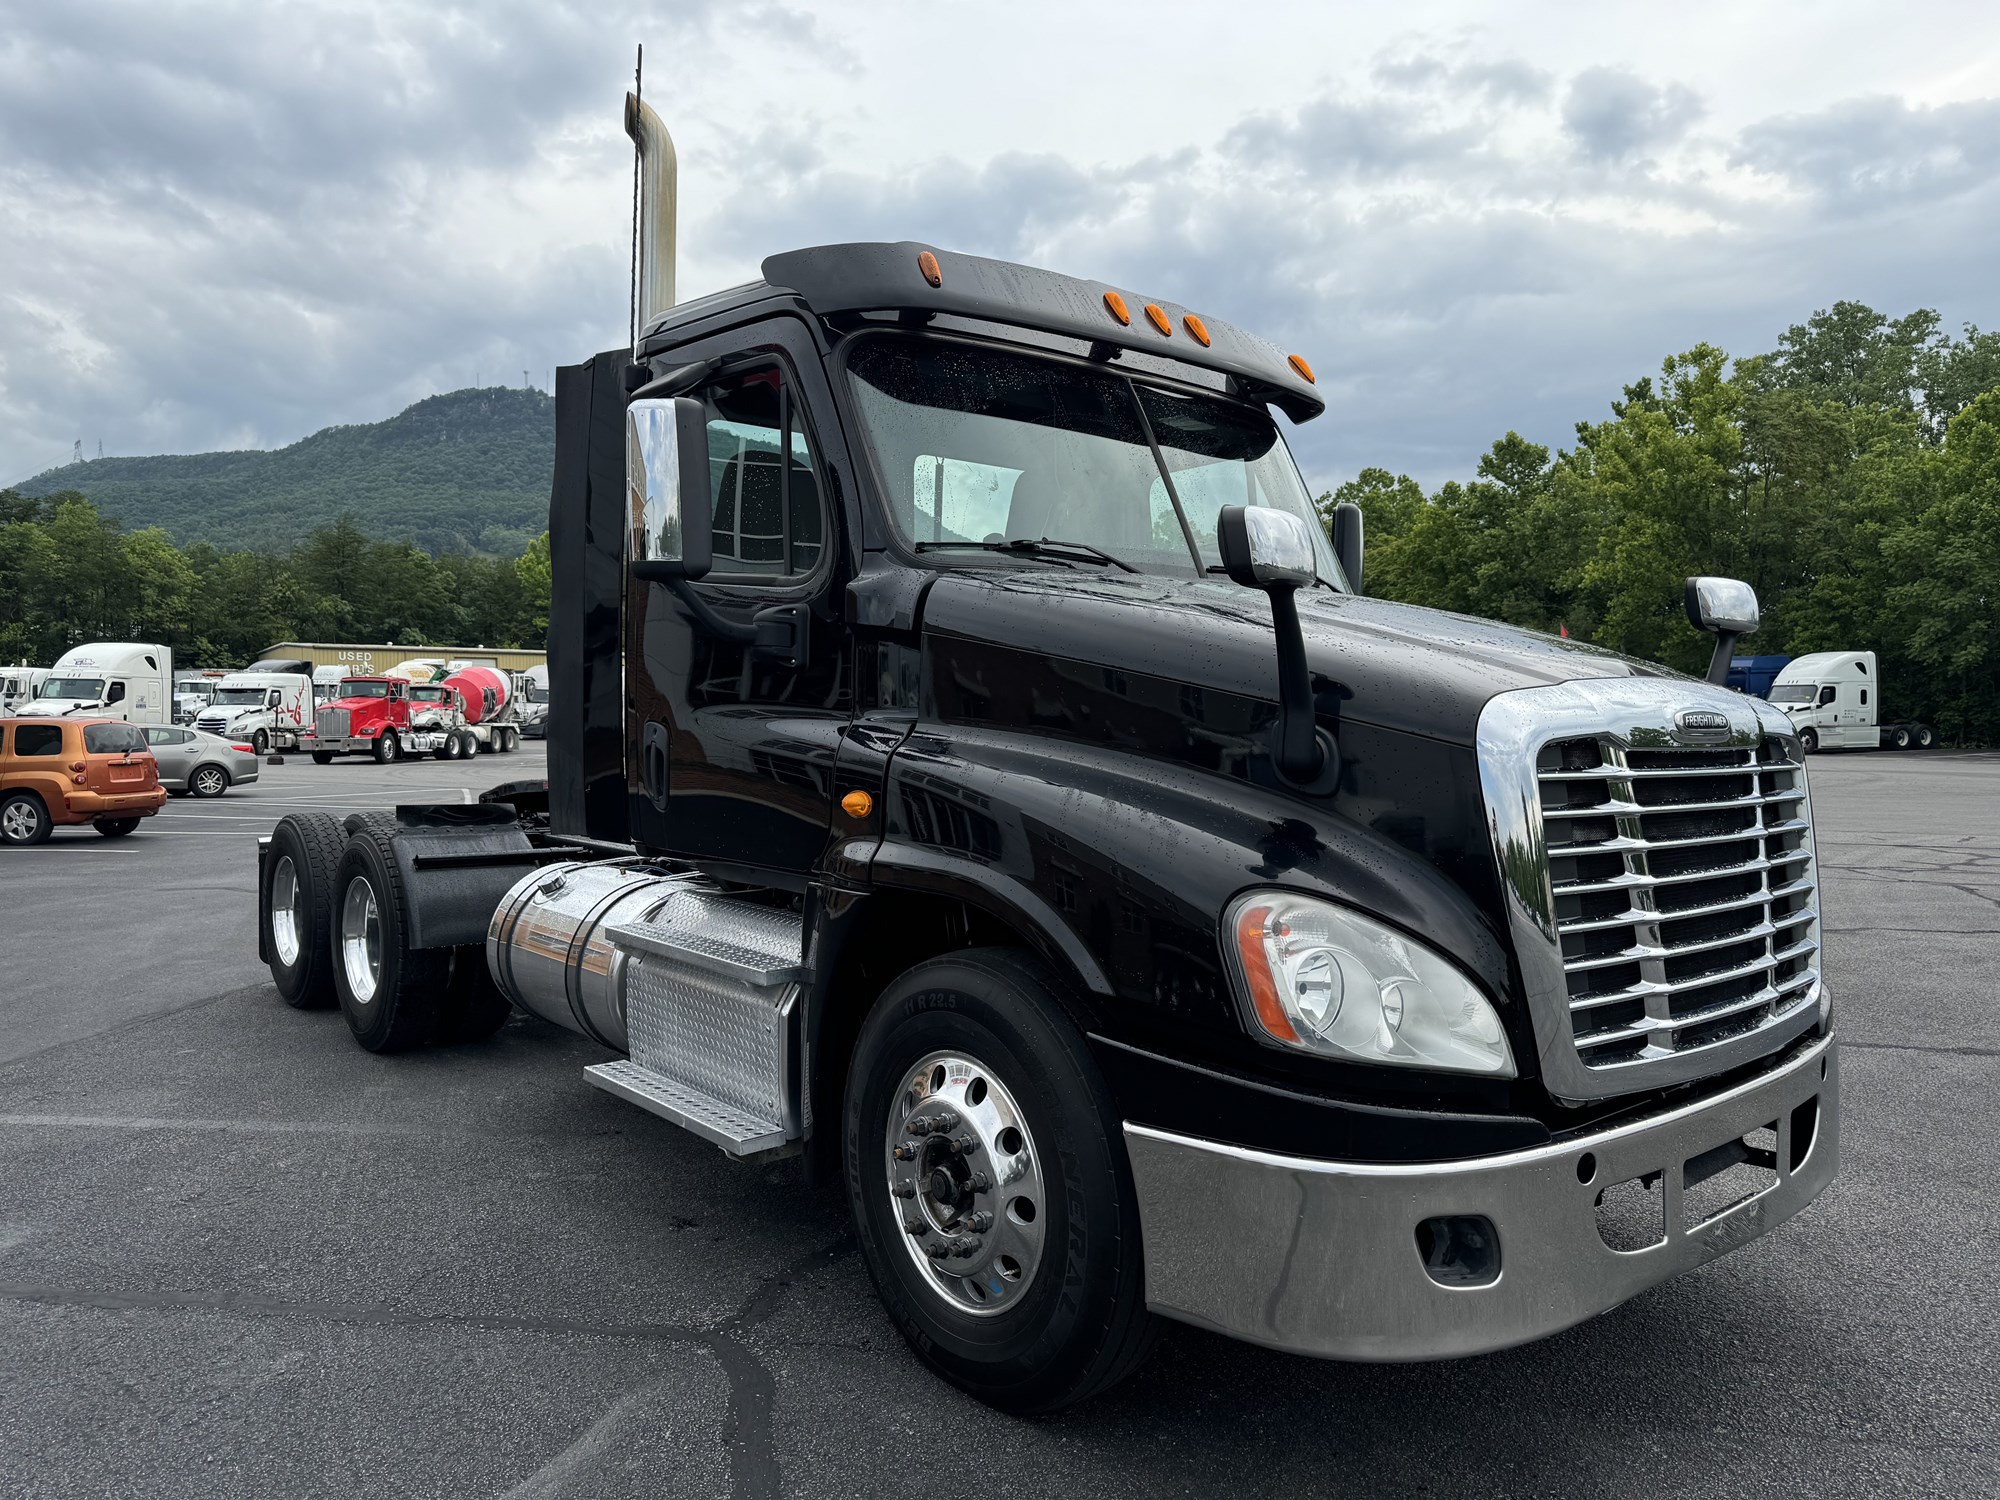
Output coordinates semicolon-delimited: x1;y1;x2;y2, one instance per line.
624;91;677;335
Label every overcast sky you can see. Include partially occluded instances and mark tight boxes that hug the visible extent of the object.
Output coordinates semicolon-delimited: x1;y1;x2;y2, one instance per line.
5;0;2000;497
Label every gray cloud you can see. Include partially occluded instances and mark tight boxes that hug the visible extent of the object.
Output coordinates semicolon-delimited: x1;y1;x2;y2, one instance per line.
3;10;1998;517
1561;66;1703;162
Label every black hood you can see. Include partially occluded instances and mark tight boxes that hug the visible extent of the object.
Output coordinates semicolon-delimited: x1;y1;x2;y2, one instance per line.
919;568;1676;745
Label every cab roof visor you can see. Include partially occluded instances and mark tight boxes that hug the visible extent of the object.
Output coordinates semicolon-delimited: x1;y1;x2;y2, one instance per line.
757;242;1327;422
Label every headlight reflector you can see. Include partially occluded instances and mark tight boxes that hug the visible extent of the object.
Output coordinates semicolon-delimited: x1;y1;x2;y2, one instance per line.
1228;892;1516;1077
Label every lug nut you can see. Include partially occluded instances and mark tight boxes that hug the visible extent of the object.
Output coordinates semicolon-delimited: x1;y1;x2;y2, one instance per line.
964;1210;994;1233
947;1235;982;1258
905;1218;928;1237
892;1144;917;1161
947;1134;980;1156
925;1241;952;1260
892;1182;915;1199
969;1172;992;1193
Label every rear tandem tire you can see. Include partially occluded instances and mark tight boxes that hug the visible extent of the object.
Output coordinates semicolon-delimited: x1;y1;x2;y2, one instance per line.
1890;725;1912;750
844;948;1157;1413
265;812;346;1009
330;826;448;1052
438;945;513;1043
1917;724;1937;749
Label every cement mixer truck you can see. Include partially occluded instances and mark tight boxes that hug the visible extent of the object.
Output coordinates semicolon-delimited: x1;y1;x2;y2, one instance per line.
401;665;525;758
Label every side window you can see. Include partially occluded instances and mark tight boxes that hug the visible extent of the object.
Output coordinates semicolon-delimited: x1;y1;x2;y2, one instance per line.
1817;685;1835;706
15;724;64;757
145;727;172;746
105;681;126;704
698;364;825;579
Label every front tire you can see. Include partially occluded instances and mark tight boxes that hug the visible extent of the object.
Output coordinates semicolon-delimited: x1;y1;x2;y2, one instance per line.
845;949;1155;1413
251;729;270;755
1798;727;1819;754
265;812;345;1009
0;792;52;846
311;750;335;765
373;732;401;765
191;764;229;798
331;826;446;1051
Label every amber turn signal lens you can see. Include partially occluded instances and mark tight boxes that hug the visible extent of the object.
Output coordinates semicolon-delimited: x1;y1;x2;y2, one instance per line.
1143;303;1172;336
1288;353;1316;384
841;790;874;818
1234;903;1300;1044
917;250;942;288
1102;289;1131;326
1182;313;1211;347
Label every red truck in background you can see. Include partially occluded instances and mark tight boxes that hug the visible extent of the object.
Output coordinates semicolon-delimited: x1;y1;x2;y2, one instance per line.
304;676;414;764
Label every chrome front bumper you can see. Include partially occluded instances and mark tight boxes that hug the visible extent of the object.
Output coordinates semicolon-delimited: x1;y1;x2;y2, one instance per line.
1125;1032;1838;1361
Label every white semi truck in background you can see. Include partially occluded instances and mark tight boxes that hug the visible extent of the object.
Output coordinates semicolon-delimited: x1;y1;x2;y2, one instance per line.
34;643;175;724
1768;651;1937;751
1;665;50;716
192;658;316;753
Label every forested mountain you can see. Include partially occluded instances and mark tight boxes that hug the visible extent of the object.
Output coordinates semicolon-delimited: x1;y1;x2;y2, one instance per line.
10;387;553;557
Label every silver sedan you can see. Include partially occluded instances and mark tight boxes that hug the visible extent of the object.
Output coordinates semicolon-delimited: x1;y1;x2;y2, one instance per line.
143;725;262;797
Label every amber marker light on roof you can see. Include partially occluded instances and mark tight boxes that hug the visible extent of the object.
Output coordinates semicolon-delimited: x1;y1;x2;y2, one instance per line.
1143;303;1172;336
1182;313;1211;346
1288;353;1316;384
917;251;942;287
1102;289;1131;325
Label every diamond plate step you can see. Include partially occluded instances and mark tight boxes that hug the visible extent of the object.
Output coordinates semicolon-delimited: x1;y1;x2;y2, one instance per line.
584;1059;790;1156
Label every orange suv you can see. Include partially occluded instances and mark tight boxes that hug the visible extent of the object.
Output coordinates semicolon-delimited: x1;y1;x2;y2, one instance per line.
0;717;168;845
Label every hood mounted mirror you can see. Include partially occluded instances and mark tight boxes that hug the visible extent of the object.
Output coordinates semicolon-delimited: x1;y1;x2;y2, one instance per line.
1684;576;1760;686
1218;504;1339;792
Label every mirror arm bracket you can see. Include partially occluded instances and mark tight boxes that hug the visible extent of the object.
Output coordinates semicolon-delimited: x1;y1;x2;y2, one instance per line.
1705;630;1739;687
661;579;809;670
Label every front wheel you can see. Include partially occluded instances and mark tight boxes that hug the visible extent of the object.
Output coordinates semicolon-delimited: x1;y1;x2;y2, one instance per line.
373;732;401;765
251;729;270;756
1798;727;1819;754
311;750;334;765
0;792;52;846
845;949;1156;1413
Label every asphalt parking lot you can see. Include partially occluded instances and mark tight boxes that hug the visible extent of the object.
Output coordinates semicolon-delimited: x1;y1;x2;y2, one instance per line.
2;745;1996;1498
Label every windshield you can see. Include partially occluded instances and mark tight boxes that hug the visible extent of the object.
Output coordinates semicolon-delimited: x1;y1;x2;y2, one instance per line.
845;335;1344;585
41;677;104;700
1768;684;1815;704
340;681;391;698
212;688;266;706
526;688;549;704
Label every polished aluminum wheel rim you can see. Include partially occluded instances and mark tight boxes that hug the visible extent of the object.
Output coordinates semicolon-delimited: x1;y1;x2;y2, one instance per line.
2;802;39;841
339;875;382;1004
886;1050;1047;1316
194;766;225;795
269;855;301;966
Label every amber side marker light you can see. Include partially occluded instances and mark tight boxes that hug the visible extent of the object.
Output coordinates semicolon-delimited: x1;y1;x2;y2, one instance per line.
917;250;942;288
1234;903;1300;1044
841;789;874;818
1102;289;1131;326
1288;353;1316;384
1182;313;1212;347
1143;303;1172;336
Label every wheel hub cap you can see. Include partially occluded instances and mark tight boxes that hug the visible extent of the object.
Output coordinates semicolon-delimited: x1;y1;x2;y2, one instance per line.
339;875;382;1004
885;1051;1046;1315
269;855;301;966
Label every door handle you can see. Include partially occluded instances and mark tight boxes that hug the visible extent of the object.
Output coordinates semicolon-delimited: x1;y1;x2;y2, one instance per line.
641;721;670;811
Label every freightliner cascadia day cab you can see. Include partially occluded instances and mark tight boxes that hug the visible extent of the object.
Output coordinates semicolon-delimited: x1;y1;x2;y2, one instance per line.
36;643;174;724
193;660;315;754
1769;651;1937;752
253;95;1838;1412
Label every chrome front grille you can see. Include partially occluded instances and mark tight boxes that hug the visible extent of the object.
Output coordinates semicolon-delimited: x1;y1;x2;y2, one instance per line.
1477;679;1824;1103
316;708;350;739
1539;737;1819;1068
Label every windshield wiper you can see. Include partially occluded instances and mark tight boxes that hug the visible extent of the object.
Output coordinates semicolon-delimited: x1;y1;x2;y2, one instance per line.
915;537;1140;573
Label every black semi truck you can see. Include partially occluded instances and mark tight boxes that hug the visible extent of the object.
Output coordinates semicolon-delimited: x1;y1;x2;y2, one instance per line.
254;95;1837;1413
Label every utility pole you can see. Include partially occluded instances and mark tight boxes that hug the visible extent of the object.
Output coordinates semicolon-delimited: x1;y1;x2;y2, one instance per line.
72;440;83;464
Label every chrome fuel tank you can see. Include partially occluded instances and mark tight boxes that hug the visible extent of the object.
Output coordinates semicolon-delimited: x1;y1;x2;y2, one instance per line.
486;859;699;1050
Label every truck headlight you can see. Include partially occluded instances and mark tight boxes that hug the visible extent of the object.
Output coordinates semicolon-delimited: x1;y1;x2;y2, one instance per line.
1226;892;1516;1077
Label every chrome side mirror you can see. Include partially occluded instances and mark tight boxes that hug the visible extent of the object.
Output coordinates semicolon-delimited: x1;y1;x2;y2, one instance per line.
1217;505;1316;589
627;396;712;583
1684;576;1760;686
1217;504;1337;790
